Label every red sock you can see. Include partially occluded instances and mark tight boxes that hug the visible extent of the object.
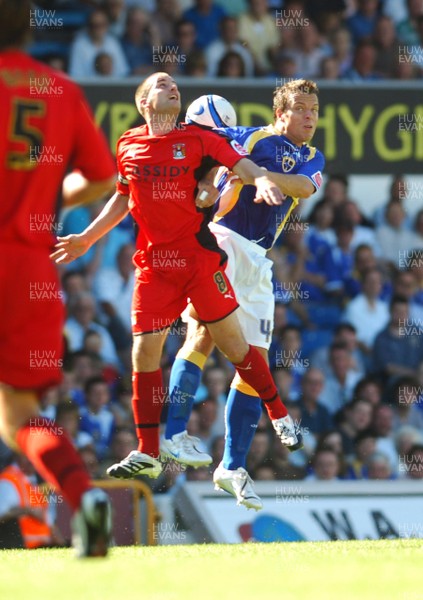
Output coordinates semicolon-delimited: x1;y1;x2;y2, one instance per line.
132;370;164;457
234;346;288;420
16;417;90;512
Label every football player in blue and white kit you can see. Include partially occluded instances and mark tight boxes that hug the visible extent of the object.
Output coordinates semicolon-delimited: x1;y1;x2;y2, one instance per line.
161;79;325;510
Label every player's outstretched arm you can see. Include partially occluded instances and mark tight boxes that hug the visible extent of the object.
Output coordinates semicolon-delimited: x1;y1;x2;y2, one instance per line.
50;192;129;264
232;158;284;206
261;171;315;200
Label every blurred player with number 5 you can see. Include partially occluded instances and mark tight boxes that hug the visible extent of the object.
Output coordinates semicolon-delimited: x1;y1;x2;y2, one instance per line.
0;0;115;556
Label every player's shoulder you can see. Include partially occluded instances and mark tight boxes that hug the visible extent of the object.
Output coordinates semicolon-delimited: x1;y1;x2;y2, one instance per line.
117;124;148;148
301;143;325;164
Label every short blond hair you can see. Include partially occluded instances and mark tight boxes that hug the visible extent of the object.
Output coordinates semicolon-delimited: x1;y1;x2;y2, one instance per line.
134;72;169;117
273;79;319;119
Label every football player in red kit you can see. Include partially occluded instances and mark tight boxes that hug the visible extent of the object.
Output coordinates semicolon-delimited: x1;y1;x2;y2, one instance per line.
52;72;300;480
0;0;116;556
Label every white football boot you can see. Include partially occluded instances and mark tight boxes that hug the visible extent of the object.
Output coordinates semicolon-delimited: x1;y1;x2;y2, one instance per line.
213;463;263;511
272;414;303;452
161;431;212;467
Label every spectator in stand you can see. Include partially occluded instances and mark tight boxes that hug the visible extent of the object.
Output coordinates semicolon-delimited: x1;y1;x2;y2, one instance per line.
373;15;402;78
104;0;127;38
217;50;246;77
371;404;398;472
383;0;408;25
238;0;279;75
61;270;89;303
397;0;423;44
372;175;411;229
306;0;346;39
335;200;380;256
337;398;373;457
342;39;381;80
94;52;114;76
365;452;394;480
320;342;362;415
344;244;391;300
395;426;423;460
78;447;102;480
372;296;423;385
376;202;421;267
0;454;65;549
321;173;349;210
408;251;423;306
305;447;341;481
272;226;329;306
329;28;353;77
268;436;307;480
389;377;423;432
65;291;120;369
182;0;227;50
403;444;423;480
63;350;102;408
275;325;307;400
247;431;272;477
152;0;182;46
322;220;355;299
271;53;299;79
94;242;135;355
342;268;390;356
297;368;334;436
55;402;94;451
193;398;220;452
319;56;341;79
121;7;161;76
170;19;201;74
304;199;336;249
206;15;254;76
353;376;383;406
346;0;380;44
345;430;376;479
79;377;116;460
68;8;129;78
412;209;423;246
311;323;366;378
287;21;331;78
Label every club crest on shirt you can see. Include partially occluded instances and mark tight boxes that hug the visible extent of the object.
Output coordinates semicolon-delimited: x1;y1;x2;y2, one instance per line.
281;155;296;173
172;143;186;159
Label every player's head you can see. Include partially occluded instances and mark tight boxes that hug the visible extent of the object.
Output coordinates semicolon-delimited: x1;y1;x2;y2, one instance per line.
273;79;319;145
0;0;31;51
135;72;181;120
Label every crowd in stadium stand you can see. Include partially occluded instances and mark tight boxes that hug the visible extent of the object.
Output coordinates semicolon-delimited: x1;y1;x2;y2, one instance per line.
1;0;421;492
29;0;423;79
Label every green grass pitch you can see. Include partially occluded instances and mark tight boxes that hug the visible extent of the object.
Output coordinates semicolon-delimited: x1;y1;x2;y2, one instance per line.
0;540;421;600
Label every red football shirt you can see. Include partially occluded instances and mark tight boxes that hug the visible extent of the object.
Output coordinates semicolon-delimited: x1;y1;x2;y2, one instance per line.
115;124;248;255
0;50;115;249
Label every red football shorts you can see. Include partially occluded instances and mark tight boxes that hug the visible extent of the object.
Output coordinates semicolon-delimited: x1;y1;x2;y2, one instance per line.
0;244;64;392
131;246;239;333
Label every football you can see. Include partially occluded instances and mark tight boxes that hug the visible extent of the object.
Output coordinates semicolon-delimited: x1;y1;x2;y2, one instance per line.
185;94;237;128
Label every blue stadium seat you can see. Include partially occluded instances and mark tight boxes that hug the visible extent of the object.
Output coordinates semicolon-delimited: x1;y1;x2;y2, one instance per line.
301;329;334;358
307;303;342;329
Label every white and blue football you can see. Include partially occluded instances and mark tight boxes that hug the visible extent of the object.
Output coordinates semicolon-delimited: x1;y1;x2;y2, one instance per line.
185;94;237;128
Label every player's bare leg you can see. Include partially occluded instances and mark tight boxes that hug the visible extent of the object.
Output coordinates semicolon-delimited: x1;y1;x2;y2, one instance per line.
107;329;169;480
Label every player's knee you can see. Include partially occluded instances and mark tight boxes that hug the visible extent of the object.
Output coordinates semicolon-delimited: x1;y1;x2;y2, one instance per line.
225;344;249;365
